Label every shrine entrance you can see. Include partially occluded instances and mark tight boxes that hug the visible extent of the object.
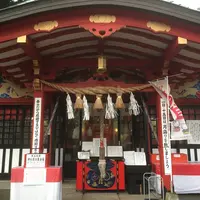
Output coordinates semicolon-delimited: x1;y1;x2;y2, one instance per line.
51;93;149;179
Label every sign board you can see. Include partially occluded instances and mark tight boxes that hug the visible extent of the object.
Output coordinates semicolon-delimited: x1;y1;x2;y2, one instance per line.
26;154;46;168
123;151;147;166
78;152;90;160
160;98;172;175
32;98;42;153
23;168;46;185
186;120;200;144
92;138;107;157
107;146;123;157
134;152;147;166
82;141;93;154
124;151;135;165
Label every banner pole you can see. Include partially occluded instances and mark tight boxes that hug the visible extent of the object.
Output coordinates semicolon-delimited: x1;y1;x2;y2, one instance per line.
166;76;173;193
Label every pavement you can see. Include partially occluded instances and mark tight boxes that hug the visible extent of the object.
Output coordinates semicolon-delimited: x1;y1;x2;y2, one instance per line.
0;180;149;200
1;179;199;200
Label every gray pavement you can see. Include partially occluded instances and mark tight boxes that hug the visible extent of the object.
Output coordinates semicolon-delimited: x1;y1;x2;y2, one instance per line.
1;180;199;200
0;180;146;200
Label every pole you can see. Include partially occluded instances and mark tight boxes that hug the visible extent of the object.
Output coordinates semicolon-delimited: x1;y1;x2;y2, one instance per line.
157;94;171;194
166;76;173;193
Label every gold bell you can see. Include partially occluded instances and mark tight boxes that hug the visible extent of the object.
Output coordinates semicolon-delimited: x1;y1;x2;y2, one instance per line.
115;93;125;109
74;94;83;109
93;94;104;110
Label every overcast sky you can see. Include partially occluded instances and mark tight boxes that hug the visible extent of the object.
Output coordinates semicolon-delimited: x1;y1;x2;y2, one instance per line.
163;0;200;10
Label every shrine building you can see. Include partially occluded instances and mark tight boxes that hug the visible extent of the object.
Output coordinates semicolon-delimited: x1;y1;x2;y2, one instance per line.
0;0;200;188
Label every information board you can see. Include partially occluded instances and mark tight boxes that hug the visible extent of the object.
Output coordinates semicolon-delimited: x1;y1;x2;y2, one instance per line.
107;146;123;157
26;154;46;168
187;120;200;144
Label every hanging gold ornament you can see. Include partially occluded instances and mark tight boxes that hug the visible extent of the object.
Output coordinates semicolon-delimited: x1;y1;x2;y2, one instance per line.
115;93;125;109
97;56;107;73
74;94;83;109
93;94;104;110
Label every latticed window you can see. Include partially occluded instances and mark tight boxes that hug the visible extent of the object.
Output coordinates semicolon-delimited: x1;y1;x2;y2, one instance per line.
0;106;32;147
0;106;51;148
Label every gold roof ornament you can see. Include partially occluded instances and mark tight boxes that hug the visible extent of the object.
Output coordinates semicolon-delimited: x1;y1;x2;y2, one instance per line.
147;21;171;33
34;21;58;32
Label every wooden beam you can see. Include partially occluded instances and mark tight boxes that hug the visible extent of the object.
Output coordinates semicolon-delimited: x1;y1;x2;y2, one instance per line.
17;35;41;60
41;58;154;75
162;37;187;75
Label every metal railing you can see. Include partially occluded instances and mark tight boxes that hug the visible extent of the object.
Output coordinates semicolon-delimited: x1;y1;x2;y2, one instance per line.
143;172;164;200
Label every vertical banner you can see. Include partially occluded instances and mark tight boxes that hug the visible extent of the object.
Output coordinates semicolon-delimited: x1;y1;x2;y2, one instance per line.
32;98;42;153
160;98;172;175
150;78;189;140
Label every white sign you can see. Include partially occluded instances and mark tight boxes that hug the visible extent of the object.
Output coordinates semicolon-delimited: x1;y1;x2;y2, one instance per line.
92;138;107;157
134;152;147;166
160;98;172;175
23;168;46;185
32;98;42;153
124;151;135;165
107;146;123;157
78;152;90;160
123;151;146;166
26;154;46;168
171;120;190;141
82;141;93;154
187;120;200;144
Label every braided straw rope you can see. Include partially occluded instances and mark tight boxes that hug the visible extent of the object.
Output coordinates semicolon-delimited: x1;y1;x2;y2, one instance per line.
40;80;151;95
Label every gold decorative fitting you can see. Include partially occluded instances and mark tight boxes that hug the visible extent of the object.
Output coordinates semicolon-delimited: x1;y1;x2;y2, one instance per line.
178;37;187;45
34;21;58;32
33;60;39;67
89;15;116;23
33;67;40;75
97;56;107;73
164;60;170;68
147;21;171;32
17;35;27;43
33;78;41;90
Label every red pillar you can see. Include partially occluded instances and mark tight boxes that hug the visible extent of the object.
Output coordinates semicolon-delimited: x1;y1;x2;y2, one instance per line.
31;90;45;153
156;94;171;191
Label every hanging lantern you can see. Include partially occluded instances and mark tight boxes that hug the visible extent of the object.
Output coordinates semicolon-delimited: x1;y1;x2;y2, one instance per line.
74;94;83;109
93;94;104;110
115;93;125;109
97;56;107;73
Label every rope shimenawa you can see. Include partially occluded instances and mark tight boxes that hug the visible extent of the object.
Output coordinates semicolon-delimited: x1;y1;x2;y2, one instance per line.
40;80;152;95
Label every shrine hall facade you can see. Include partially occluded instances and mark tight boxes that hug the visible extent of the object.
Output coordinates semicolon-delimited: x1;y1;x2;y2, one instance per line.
0;0;200;179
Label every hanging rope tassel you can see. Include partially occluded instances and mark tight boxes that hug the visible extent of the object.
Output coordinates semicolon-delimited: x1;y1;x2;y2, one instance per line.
129;92;140;116
83;95;90;121
66;93;74;119
105;94;117;119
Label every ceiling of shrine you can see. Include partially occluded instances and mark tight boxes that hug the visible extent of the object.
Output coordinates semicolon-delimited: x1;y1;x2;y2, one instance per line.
0;1;200;88
0;25;200;87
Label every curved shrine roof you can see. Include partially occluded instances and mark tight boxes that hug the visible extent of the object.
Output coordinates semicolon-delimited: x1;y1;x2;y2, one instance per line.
0;0;200;87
